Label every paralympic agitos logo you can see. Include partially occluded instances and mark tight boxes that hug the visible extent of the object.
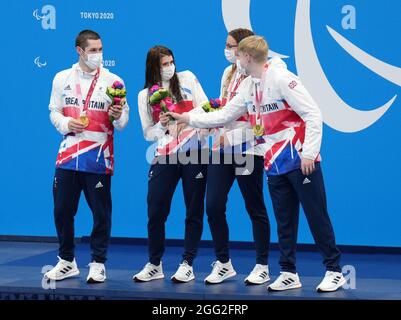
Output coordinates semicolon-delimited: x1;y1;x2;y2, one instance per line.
222;0;401;133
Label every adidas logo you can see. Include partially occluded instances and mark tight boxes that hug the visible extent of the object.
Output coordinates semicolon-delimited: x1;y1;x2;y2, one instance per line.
195;172;204;179
303;178;311;185
95;181;103;189
64;85;72;90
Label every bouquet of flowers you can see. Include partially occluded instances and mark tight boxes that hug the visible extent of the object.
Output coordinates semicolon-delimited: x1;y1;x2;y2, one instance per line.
202;98;222;113
149;85;176;121
106;81;127;123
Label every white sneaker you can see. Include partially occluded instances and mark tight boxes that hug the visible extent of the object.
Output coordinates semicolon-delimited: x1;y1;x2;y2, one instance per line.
316;271;346;292
268;272;302;291
133;262;164;282
171;261;195;283
87;262;106;284
244;264;270;285
204;260;237;284
44;256;80;281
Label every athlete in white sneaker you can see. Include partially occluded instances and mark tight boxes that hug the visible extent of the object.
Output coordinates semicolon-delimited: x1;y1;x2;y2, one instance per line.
87;262;106;283
316;271;346;292
48;30;129;285
205;28;271;287
133;262;165;282
204;260;237;284
135;45;209;284
244;264;270;285
167;35;345;293
268;272;302;291
171;261;195;283
44;257;80;281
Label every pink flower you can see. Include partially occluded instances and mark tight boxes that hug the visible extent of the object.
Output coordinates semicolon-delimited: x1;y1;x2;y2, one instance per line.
112;81;124;89
152;104;162;112
210;98;221;108
149;85;160;94
113;97;122;105
163;97;176;112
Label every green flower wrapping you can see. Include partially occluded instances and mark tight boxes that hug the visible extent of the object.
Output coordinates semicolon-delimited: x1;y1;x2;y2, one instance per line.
202;102;215;113
160;100;168;113
106;83;127;123
106;87;127;100
149;92;162;105
149;88;170;105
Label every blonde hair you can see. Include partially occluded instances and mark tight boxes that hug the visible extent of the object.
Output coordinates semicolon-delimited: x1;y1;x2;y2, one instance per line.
237;35;269;63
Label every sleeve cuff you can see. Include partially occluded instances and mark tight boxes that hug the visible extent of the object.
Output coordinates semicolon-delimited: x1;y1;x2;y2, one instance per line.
155;121;167;132
112;118;124;130
112;111;130;130
60;116;73;135
301;152;318;161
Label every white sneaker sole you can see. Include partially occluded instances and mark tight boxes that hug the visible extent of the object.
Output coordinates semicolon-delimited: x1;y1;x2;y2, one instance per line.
268;282;302;291
316;278;347;292
133;274;165;282
244;276;270;285
45;269;80;281
204;271;237;284
171;275;195;283
87;276;106;284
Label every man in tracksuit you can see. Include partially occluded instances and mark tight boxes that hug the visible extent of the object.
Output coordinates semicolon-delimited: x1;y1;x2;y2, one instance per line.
167;35;345;293
45;30;129;283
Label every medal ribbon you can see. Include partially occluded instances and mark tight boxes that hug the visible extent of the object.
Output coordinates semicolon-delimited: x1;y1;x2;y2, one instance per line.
254;64;269;127
75;67;101;114
227;73;246;102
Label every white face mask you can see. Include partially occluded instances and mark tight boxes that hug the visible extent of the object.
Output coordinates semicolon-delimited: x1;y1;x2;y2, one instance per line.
161;64;175;81
81;49;103;70
224;48;236;64
236;58;249;76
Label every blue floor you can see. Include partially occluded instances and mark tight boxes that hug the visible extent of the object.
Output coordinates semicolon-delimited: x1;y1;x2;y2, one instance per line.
0;241;400;300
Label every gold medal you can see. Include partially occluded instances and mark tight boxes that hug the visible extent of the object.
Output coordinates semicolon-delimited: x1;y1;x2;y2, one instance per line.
253;66;268;140
79;115;89;127
253;124;265;137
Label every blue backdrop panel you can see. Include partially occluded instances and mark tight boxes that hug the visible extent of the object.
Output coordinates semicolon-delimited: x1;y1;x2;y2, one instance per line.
0;0;400;247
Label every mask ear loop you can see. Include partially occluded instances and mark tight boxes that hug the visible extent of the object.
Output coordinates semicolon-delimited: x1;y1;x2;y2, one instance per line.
79;47;89;65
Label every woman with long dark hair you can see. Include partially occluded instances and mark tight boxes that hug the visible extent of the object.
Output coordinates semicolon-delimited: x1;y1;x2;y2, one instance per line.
134;46;209;283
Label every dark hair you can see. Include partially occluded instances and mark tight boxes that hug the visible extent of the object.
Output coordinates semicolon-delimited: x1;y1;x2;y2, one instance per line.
144;45;183;103
229;28;255;44
75;30;101;49
222;28;255;99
